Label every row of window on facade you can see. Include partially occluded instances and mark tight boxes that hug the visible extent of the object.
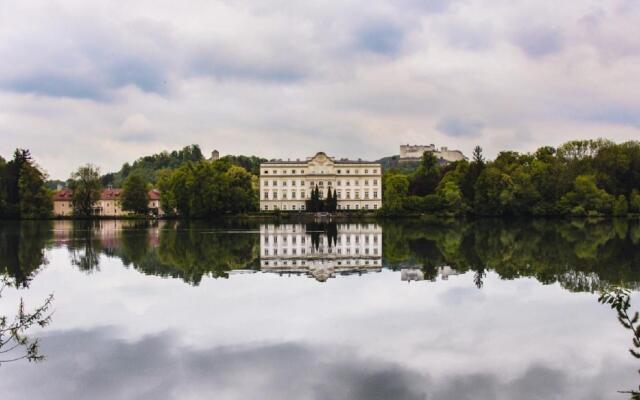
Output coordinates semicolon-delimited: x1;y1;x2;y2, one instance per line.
264;235;379;245
263;190;378;200
262;203;378;211
263;179;378;187
262;168;378;175
264;247;379;256
263;259;380;267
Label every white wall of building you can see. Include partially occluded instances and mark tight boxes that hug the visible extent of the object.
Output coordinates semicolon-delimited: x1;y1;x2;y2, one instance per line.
259;152;383;211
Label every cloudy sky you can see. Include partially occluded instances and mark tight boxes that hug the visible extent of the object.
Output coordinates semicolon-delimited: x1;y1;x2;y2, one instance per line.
1;0;639;179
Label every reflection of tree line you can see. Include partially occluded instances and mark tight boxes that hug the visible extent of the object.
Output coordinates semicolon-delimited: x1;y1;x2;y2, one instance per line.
75;221;260;285
0;221;53;288
381;219;640;292
0;220;261;286
1;219;639;290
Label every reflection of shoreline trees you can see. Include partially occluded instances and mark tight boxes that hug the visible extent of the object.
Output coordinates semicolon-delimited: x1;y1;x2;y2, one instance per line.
0;221;52;287
61;220;260;285
381;219;640;292
150;221;259;284
0;219;638;291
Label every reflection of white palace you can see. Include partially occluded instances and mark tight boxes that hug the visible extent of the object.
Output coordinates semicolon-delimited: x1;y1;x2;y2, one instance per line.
260;224;382;282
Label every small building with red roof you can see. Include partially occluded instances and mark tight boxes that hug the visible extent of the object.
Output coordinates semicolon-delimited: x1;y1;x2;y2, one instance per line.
52;188;164;217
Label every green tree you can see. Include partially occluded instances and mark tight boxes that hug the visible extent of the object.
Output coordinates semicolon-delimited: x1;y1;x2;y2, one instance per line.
325;188;333;212
121;174;149;214
69;164;102;217
613;195;629;217
18;165;52;218
0;156;7;217
382;173;409;215
332;189;338;211
460;146;485;205
560;175;614;216
438;181;464;214
155;160;256;217
102;144;206;187
410;152;441;196
474;166;514;215
306;185;322;212
630;190;640;214
3;150;32;216
0;150;52;218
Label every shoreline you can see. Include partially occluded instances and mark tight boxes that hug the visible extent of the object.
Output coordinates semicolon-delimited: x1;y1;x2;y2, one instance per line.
2;212;639;222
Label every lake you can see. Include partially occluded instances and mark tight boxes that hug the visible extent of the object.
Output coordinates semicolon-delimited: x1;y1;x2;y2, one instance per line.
1;219;640;399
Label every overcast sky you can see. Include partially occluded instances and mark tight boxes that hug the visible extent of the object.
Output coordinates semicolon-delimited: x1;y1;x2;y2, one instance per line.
1;0;639;179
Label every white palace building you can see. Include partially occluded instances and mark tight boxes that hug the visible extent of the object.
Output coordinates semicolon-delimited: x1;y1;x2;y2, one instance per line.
259;152;383;211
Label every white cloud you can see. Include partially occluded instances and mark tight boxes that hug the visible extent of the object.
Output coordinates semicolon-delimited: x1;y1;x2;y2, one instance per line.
0;0;639;178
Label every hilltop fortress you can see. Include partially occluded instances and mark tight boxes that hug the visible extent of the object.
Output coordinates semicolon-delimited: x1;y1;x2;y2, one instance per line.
399;144;467;164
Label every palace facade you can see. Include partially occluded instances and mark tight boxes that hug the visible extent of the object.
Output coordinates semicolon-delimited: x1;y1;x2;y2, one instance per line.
259;152;382;211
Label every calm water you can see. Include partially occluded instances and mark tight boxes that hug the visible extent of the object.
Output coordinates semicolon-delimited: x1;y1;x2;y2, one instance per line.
1;219;640;399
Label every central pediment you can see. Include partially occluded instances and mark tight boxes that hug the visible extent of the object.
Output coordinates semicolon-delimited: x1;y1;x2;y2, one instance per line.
309;152;334;165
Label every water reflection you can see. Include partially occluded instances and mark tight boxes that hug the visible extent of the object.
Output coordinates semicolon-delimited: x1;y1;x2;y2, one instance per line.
400;266;460;282
1;219;640;399
259;223;382;282
1;219;639;291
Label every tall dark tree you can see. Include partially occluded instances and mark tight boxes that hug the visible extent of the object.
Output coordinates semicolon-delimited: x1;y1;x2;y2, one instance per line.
472;145;485;165
410;152;441;196
19;164;52;218
0;150;52;218
0;156;6;216
325;188;333;212
332;189;338;211
5;150;32;207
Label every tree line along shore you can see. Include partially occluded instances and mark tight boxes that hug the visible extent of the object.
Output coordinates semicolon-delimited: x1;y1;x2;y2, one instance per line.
0;139;639;219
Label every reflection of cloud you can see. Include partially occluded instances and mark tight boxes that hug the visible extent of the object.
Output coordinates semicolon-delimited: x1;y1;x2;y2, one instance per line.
1;328;428;400
0;327;631;400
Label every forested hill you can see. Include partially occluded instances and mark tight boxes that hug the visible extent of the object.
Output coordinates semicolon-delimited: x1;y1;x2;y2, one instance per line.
376;155;420;173
100;145;266;187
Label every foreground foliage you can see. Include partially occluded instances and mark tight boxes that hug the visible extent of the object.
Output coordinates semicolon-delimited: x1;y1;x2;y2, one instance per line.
599;288;640;399
0;274;53;365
